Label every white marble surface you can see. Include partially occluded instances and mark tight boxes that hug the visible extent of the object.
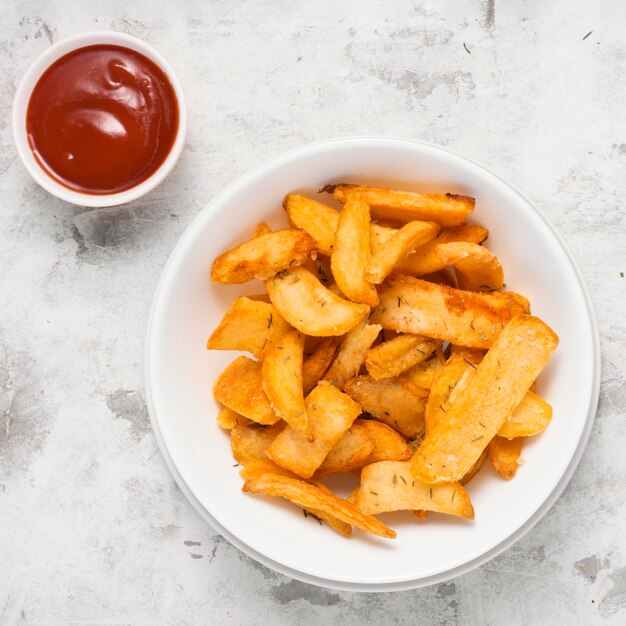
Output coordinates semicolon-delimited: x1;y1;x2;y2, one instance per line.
1;1;625;624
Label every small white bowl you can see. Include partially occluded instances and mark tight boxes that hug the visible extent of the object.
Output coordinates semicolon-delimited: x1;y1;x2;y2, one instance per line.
12;31;187;207
145;137;600;591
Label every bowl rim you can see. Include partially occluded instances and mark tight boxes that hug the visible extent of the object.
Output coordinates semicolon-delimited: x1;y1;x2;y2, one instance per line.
144;136;601;592
11;30;187;207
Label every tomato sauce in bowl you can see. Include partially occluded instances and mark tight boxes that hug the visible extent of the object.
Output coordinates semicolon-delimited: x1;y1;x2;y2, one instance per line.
26;44;179;195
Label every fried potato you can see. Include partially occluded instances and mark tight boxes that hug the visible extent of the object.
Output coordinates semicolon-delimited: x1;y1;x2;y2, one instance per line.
331;193;379;306
231;422;286;465
411;510;429;520
216;406;252;430
266;267;370;336
401;347;446;390
489;436;523;479
324;322;382;389
284;194;338;256
315;420;377;477
266;382;361;478
211;229;316;284
239;459;298;479
498;391;552;439
370;275;530;348
207;297;292;358
419;268;458;288
411;315;558;483
365;221;440;284
302;337;338;394
308;256;333;286
366;334;438;380
254;221;273;237
460;447;488;485
394;225;489;276
344;375;428;439
326;185;475;228
307;482;353;537
355;461;474;519
359;420;413;464
214;357;280;424
242;474;396;538
435;242;504;292
262;330;309;437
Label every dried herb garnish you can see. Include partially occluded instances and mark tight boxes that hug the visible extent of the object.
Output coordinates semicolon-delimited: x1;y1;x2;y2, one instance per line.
464;359;477;370
429;488;433;499
275;269;289;280
400;475;407;484
583;30;593;40
451;490;456;503
370;490;378;496
439;404;447;413
463;42;471;54
397;296;402;308
393;474;397;485
471;435;484;443
267;313;273;328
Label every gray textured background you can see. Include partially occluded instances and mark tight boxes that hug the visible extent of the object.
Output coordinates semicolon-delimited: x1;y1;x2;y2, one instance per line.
1;1;625;624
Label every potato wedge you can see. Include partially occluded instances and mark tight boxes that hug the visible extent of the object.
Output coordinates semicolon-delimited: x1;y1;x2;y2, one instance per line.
254;221;273;237
266;267;370;336
315;420;377;477
284;194;338;256
344;375;428;439
355;461;474;519
489;436;523;479
266;382;361;478
302;337;338;394
214;357;280;425
331;193;379;306
499;391;552;439
207;297;292;358
359;420;413;464
460;447;488;485
365;221;440;284
366;334;438;380
435;242;504;292
326;185;475;227
242;474;396;538
394;225;489;276
324;322;382;389
216;406;252;430
401;347;446;390
231;422;286;465
411;315;558;483
211;229;316;284
239;459;297;479
370;275;530;348
262;330;309;437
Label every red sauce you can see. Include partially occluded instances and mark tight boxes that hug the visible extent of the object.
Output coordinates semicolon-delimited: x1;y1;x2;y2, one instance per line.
26;44;179;195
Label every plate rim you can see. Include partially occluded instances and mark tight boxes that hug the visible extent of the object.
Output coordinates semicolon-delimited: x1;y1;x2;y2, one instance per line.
144;136;601;592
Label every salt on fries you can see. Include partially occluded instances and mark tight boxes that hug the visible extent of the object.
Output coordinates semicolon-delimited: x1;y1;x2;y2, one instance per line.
207;181;559;540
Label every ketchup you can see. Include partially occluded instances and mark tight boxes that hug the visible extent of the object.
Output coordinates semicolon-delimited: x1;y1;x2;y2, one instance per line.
26;44;179;195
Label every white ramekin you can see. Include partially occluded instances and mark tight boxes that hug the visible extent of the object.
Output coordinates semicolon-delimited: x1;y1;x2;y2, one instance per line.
12;31;187;207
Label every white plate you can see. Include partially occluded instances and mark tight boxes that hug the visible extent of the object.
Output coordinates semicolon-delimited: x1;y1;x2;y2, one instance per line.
145;137;600;591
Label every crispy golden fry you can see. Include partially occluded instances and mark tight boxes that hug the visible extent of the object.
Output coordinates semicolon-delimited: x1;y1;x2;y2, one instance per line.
435;242;504;292
284;194;339;256
359;420;413;464
411;510;429;520
262;330;309;437
302;337;338;394
326;185;475;228
499;391;552;439
394;225;489;276
242;474;396;538
254;221;273;237
365;221;440;284
424;349;483;434
366;334;438;380
266;382;361;478
489;436;523;479
211;229;316;284
266;267;370;336
411;315;558;483
460;448;488;485
214;357;280;425
324;322;382;389
230;422;286;465
315;420;376;477
331;193;379;306
239;461;353;536
370;275;530;348
344;375;428;439
216;406;252;430
207;297;292;358
246;293;271;303
355;461;474;519
401;347;446;390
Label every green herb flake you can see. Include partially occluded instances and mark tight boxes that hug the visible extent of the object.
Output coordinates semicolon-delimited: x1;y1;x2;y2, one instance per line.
267;314;273;329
